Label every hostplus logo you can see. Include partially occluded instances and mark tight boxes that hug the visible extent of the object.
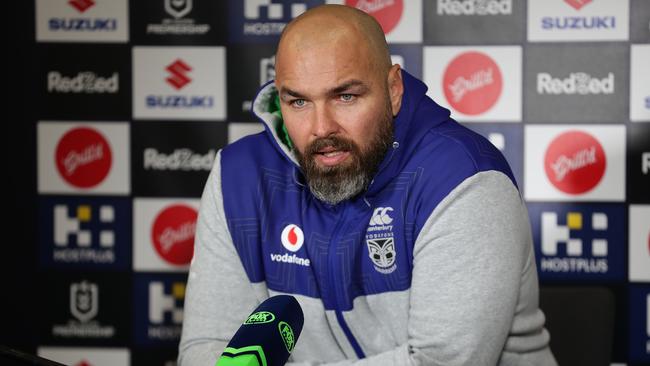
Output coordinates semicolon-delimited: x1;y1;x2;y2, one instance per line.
537;72;614;95
53;204;116;264
540;211;609;273
347;0;403;34
146;59;214;109
147;0;211;35
270;224;310;267
366;207;397;274
48;71;119;94
143;148;216;171
243;0;306;35
52;280;115;339
242;55;276;113
49;0;118;32
148;281;184;340
443;51;503;115
541;0;616;30
151;205;197;266
437;0;512;15
544;130;606;195
55;127;112;189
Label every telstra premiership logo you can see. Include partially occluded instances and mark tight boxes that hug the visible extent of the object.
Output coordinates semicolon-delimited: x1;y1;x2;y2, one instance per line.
69;0;95;13
165;59;192;90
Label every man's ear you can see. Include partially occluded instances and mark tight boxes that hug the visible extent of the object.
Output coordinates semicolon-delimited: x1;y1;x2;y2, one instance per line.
387;64;404;117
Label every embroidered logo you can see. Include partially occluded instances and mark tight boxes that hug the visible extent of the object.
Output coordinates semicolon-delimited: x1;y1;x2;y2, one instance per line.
366;207;397;274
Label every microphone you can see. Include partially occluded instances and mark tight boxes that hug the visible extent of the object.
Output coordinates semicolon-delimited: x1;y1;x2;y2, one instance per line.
216;295;304;366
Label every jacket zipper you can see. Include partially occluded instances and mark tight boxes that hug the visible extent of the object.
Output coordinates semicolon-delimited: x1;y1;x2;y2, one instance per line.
327;203;366;359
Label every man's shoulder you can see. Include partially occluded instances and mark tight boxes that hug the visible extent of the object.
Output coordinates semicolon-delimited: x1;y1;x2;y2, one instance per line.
415;120;515;186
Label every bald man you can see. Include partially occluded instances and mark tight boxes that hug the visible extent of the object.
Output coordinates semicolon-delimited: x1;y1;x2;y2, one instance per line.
179;5;556;366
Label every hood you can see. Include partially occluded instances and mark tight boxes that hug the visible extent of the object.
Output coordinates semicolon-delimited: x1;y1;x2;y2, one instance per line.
251;70;451;199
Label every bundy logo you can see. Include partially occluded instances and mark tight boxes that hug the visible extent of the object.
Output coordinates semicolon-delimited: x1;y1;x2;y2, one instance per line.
243;0;306;35
541;1;615;31
147;0;211;35
540;211;609;273
537;72;614;95
146;59;214;109
69;0;95;13
48;71;119;94
53;204;115;264
49;0;117;32
52;280;115;339
149;282;184;340
437;0;512;15
143;148;216;171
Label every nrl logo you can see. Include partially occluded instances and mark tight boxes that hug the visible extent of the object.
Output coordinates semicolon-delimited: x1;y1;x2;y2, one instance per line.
70;280;98;323
367;237;397;274
165;0;192;19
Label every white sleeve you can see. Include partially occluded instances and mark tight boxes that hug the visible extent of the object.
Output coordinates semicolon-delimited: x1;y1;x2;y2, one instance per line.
178;150;264;366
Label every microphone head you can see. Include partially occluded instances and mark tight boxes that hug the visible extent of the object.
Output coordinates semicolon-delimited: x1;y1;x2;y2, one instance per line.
217;295;304;366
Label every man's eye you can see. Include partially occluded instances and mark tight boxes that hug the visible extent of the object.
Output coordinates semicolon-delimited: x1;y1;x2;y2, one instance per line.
340;94;355;102
291;99;306;108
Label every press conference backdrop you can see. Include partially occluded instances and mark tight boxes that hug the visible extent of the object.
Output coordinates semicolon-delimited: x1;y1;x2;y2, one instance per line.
29;0;649;365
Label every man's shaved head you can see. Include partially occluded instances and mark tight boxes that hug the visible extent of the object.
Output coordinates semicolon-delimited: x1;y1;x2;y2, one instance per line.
272;5;403;205
276;5;391;74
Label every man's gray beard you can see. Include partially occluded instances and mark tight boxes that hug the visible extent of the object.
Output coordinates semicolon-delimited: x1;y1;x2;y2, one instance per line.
294;106;394;205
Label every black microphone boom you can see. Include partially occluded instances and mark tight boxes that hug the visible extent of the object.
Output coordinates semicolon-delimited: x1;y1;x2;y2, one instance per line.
216;295;304;366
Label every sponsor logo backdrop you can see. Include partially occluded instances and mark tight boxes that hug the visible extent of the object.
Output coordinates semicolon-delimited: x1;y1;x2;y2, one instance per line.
30;0;649;364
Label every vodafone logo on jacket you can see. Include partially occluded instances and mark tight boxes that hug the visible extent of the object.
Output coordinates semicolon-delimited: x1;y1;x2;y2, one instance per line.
133;198;200;272
525;125;625;201
327;0;421;42
442;51;503;115
424;46;521;122
38;122;130;195
281;224;304;252
55;127;112;189
544;130;606;194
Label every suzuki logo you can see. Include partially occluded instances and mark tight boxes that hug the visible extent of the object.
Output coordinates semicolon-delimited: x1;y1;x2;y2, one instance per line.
564;0;592;10
68;0;95;13
165;59;192;90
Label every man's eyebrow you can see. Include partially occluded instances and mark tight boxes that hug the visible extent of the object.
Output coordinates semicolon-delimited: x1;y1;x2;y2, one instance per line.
279;87;306;99
279;80;368;100
328;80;368;95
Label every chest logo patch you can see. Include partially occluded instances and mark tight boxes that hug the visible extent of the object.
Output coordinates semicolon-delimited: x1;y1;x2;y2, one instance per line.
281;224;304;252
366;207;397;274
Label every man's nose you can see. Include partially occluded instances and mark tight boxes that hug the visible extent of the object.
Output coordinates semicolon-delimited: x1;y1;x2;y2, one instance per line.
311;104;339;138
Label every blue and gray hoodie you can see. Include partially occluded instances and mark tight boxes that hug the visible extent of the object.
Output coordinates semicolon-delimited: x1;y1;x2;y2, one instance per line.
178;71;557;366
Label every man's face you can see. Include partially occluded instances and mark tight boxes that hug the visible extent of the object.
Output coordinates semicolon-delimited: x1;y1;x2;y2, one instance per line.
275;31;397;204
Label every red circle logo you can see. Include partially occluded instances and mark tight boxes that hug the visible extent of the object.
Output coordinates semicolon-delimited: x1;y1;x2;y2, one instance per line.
281;224;304;252
544;130;606;195
151;204;198;266
347;0;403;34
55;127;112;189
442;51;503;115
